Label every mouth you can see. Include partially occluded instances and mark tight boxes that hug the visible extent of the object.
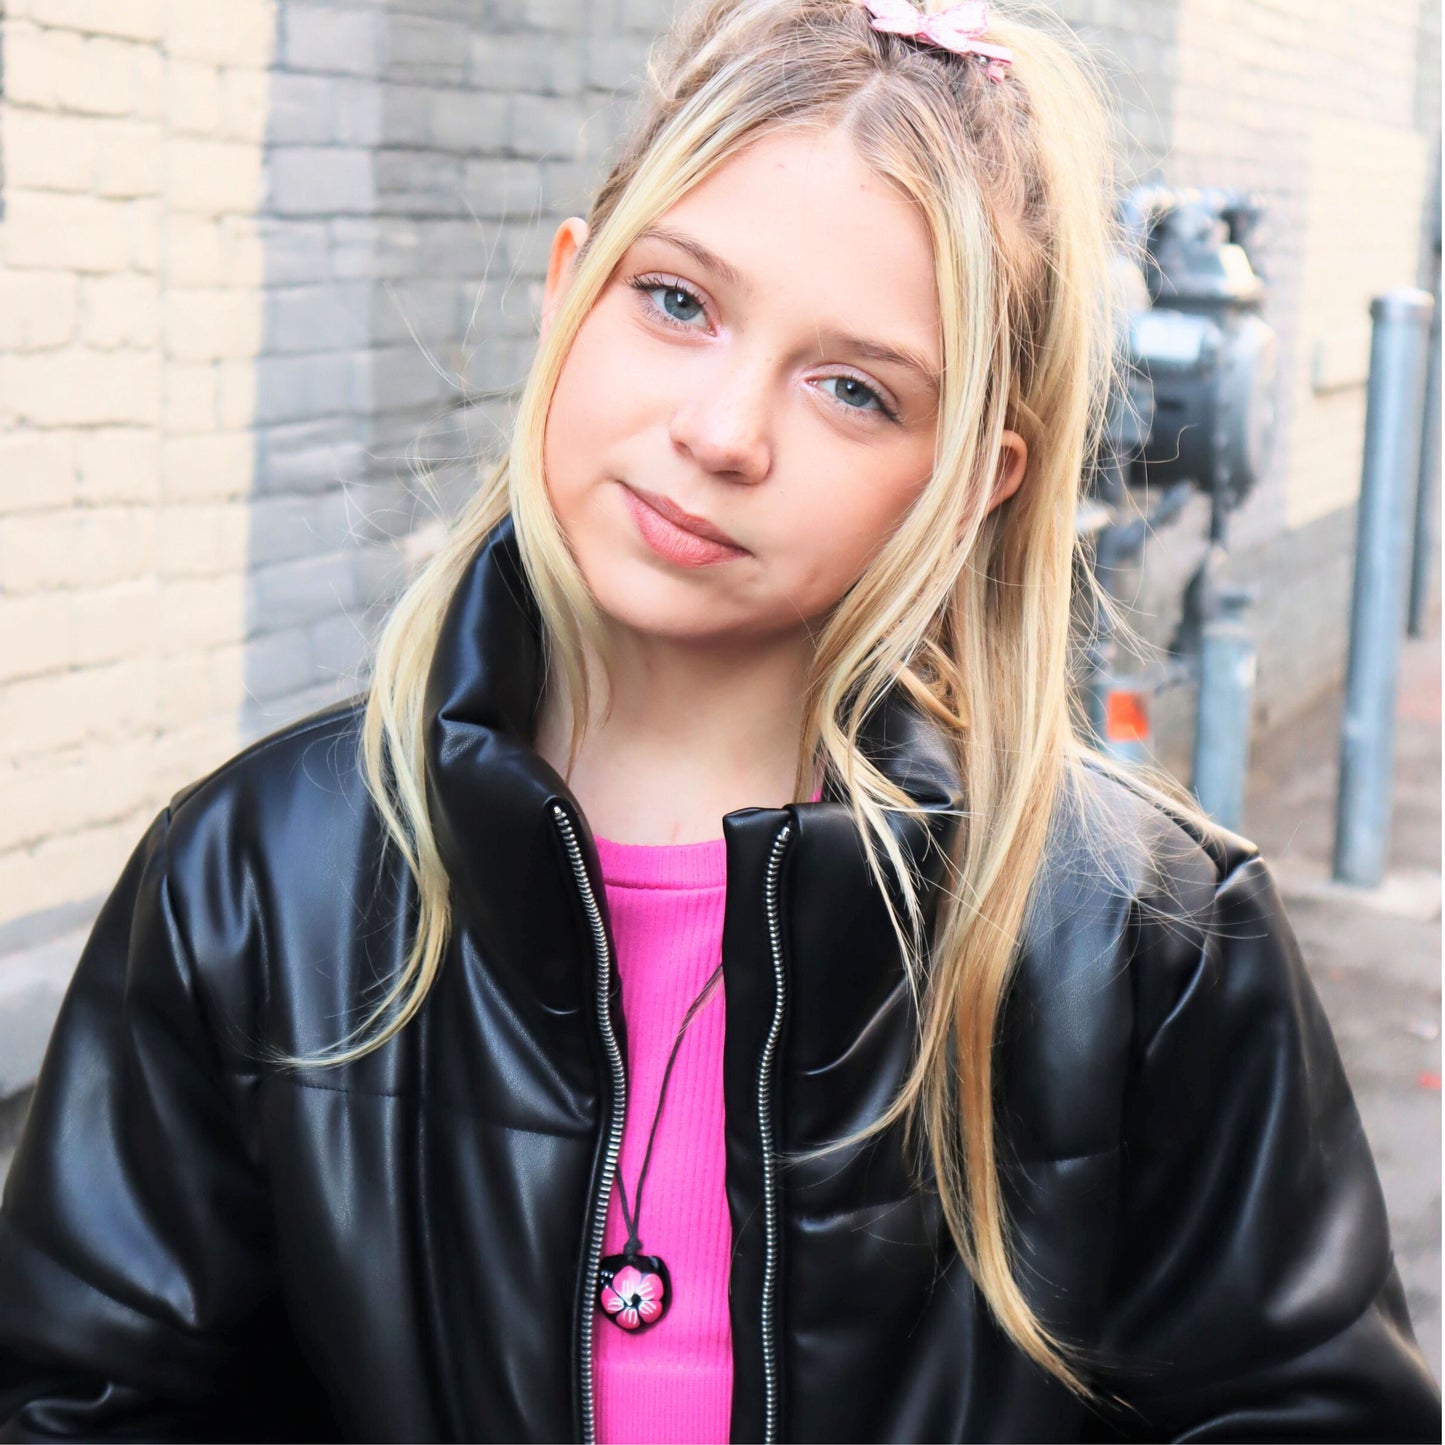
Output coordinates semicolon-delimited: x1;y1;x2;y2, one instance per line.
624;484;747;551
619;483;751;569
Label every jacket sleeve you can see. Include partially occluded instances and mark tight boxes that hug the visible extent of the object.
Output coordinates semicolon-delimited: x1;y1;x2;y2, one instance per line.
0;808;306;1442
1088;850;1441;1442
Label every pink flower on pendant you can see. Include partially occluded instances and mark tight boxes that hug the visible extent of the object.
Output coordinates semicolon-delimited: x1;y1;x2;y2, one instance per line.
600;1265;664;1329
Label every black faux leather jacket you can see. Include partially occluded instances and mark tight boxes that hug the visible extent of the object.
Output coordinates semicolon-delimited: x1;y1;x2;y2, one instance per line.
1;516;1439;1443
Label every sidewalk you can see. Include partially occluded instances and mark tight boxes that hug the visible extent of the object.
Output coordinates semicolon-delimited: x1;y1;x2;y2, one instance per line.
1242;604;1442;1384
1;615;1440;1386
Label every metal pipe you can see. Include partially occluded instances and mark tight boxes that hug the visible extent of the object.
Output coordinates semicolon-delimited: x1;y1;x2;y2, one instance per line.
1334;288;1436;886
1192;584;1256;832
1407;269;1441;637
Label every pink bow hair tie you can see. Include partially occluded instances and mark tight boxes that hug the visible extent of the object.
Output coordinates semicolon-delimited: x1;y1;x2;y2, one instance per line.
861;0;1014;81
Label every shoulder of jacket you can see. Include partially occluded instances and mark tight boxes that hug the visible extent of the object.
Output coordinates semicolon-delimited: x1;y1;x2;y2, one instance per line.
1069;753;1264;895
1003;756;1291;1157
1065;754;1298;1042
164;696;370;834
154;696;376;950
1018;756;1275;1011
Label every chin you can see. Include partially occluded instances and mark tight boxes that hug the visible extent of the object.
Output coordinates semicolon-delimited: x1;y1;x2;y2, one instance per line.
585;561;735;642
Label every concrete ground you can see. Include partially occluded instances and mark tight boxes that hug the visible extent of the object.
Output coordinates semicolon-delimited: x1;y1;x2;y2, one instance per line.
1;612;1439;1390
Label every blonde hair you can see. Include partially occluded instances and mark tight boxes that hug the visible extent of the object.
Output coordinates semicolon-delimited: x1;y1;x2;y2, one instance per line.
268;0;1203;1406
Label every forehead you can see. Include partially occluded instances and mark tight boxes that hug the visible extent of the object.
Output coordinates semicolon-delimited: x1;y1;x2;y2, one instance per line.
641;127;941;356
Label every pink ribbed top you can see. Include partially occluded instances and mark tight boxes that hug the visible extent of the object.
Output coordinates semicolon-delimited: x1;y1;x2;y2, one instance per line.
592;790;822;1444
592;831;733;1445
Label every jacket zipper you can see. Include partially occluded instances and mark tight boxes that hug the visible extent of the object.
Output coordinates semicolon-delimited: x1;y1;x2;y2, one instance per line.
555;806;792;1444
758;822;792;1444
552;805;625;1445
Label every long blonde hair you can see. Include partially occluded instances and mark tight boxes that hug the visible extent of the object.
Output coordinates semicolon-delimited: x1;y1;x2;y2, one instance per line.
271;0;1188;1403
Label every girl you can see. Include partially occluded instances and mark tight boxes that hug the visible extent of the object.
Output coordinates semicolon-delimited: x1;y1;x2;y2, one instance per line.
0;0;1438;1440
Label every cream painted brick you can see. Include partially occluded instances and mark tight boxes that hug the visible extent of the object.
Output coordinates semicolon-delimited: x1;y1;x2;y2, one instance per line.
220;67;271;144
16;0;166;43
153;718;244;797
81;273;160;349
70;580;159;668
154;651;213;731
2;107;97;191
0;505;157;592
2;190;133;272
0;657;155;761
0;430;77;513
205;642;253;716
156;502;251;576
217;216;266;290
52;33;142;118
200;644;251;716
0;674;88;758
0;810;155;922
164;289;263;362
1;348;160;427
165;58;221;136
167;3;277;67
159;432;253;500
0;740;155;854
0;23;61;108
214;649;258;728
133;45;163;123
157;575;246;653
160;362;218;435
0;593;70;683
94;119;163;198
129;197;163;273
163;216;224;287
216;360;259;430
167;138;266;216
206;644;254;716
0;271;80;350
76;427;161;504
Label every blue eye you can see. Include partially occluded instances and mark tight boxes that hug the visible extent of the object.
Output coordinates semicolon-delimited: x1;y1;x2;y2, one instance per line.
627;274;900;422
630;277;707;328
818;376;888;415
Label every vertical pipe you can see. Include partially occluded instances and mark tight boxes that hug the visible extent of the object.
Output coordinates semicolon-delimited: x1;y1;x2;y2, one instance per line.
1407;270;1441;637
1334;289;1436;886
1192;586;1256;832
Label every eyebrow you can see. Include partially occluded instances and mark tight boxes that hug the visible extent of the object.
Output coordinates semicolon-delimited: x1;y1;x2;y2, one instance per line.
632;223;942;393
635;223;751;296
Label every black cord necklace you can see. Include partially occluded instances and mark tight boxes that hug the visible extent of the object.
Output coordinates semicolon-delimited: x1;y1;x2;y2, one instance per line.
595;960;724;1333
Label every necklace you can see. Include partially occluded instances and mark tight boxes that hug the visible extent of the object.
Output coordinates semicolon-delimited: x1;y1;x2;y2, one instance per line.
595;959;724;1333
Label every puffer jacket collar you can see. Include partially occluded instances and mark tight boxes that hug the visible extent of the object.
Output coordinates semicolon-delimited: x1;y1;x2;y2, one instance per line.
421;511;965;1005
420;512;965;1441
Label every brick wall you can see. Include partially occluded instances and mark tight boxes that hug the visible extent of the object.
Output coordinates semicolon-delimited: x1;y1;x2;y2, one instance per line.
0;1;271;951
0;0;670;1088
0;0;1439;1090
239;0;642;742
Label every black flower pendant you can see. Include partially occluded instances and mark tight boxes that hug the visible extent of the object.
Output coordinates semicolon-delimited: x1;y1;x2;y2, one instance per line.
597;1252;672;1332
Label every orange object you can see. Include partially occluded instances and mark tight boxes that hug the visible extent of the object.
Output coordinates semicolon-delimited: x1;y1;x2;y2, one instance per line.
1105;689;1150;744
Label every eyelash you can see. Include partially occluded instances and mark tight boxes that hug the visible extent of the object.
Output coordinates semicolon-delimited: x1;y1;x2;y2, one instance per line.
625;274;901;423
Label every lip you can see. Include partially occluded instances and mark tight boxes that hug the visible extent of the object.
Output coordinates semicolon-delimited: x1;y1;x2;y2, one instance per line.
626;485;745;549
620;484;750;568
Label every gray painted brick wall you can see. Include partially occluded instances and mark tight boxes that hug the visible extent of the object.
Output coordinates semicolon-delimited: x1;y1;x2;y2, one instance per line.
239;0;1439;767
242;0;662;740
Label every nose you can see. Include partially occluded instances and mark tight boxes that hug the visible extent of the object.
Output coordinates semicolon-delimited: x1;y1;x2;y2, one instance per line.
666;354;774;484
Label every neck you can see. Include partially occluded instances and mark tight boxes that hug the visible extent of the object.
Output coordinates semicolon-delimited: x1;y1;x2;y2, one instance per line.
535;621;815;845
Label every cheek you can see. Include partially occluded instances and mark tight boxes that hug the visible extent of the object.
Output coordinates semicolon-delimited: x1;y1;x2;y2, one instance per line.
543;332;610;507
781;471;932;618
543;301;657;491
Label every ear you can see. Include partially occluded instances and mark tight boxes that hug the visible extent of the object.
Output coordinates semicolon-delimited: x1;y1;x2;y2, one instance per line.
984;429;1028;515
540;216;591;342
